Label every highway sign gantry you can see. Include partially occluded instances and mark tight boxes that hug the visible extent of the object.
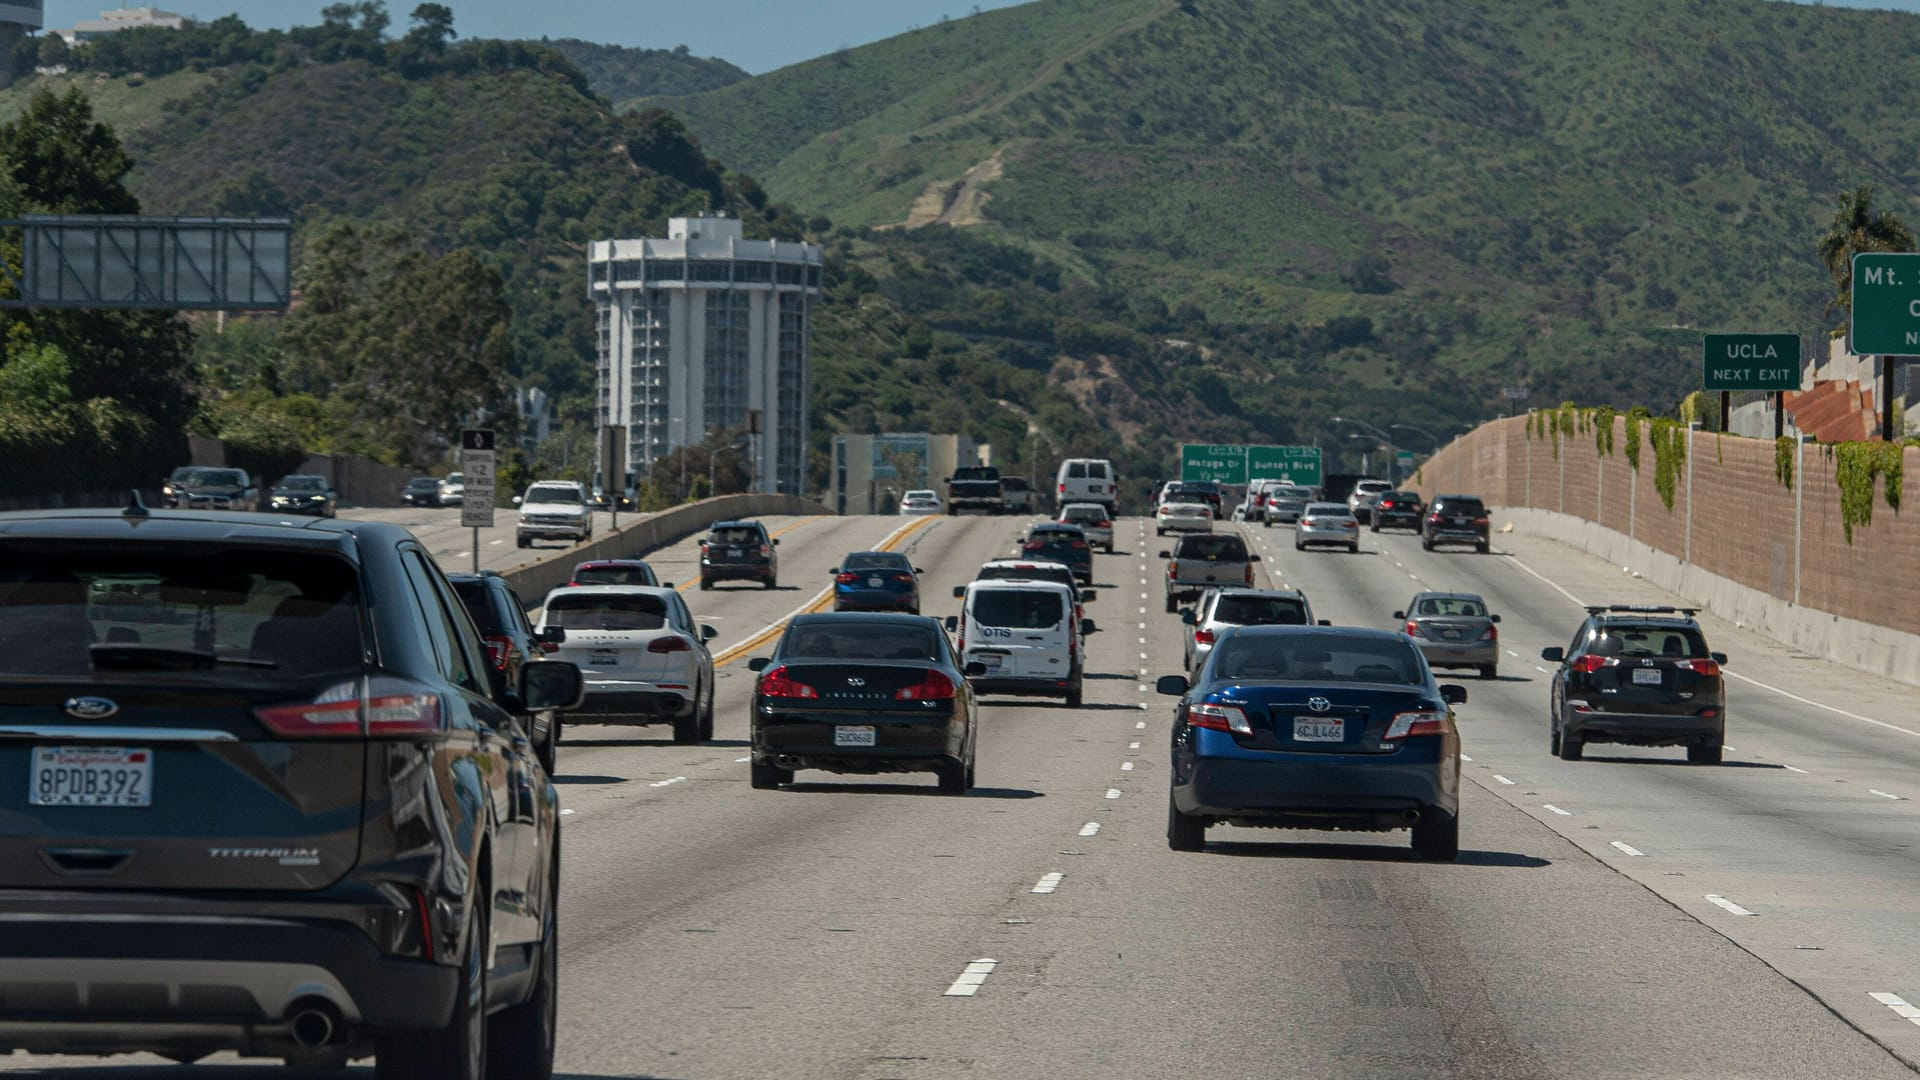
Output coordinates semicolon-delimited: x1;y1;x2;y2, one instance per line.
1702;333;1800;392
1180;444;1323;486
1180;444;1247;484
1850;253;1920;355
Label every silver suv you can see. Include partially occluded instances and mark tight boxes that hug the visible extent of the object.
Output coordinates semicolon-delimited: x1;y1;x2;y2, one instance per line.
1348;479;1393;523
1182;587;1320;672
1160;532;1260;613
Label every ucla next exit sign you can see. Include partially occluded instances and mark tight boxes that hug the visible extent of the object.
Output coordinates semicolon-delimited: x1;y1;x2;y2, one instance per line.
1702;333;1800;392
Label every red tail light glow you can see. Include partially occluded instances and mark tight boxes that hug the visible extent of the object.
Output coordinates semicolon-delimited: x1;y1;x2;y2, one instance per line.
1472;517;1490;526
647;636;693;654
1427;513;1443;525
759;544;773;557
1677;658;1721;677
256;680;443;737
1405;621;1425;638
1187;702;1253;734
482;635;513;670
1384;710;1449;740
1480;625;1498;642
1570;654;1618;674
1168;563;1179;580
895;670;957;700
1194;629;1216;646
835;572;860;584
757;665;818;699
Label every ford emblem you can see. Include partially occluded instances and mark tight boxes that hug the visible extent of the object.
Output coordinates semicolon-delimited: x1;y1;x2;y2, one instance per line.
63;696;119;720
1307;697;1331;713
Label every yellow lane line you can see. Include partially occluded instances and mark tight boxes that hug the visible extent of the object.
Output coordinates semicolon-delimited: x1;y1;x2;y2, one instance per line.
710;513;943;669
675;515;828;594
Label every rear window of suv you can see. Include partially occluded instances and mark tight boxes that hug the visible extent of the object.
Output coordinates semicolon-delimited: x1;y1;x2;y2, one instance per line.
1177;536;1249;561
545;592;666;631
972;589;1065;629
1435;498;1485;515
1590;624;1709;658
707;526;765;545
573;564;656;586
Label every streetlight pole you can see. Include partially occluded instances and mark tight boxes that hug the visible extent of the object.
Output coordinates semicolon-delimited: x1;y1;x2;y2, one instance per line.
1331;416;1397;477
1389;422;1442;455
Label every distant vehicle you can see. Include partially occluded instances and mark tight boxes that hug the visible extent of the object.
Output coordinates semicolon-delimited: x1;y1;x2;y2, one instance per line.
1396;591;1500;680
1347;479;1392;523
1262;484;1316;527
1295;502;1360;553
1162;480;1223;518
537;584;718;744
449;569;566;771
700;520;779;589
1058;502;1115;552
1161;531;1259;613
401;475;442;506
1156;501;1213;536
438;471;466;507
1244;478;1288;520
748;613;979;792
947;465;1004;516
1423;494;1491;553
568;559;663;588
831;550;923;614
1541;605;1728;764
1000;475;1037;514
1370;490;1425;533
965;559;1089;602
1056;458;1118;514
948;579;1093;706
899;489;944;515
161;466;255;511
1182;587;1319;673
1160;625;1466;859
268;473;337;518
1020;522;1093;584
515;480;594;547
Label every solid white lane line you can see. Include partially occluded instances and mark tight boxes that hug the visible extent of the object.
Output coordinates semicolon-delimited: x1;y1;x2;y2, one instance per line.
1032;872;1065;894
1869;789;1905;800
1121;761;1135;771
1079;822;1101;837
560;808;576;816
944;958;999;997
1784;765;1809;774
650;776;688;788
1706;894;1757;916
1544;804;1572;816
1610;841;1645;856
1493;774;1516;785
1105;788;1122;799
1868;992;1920;1026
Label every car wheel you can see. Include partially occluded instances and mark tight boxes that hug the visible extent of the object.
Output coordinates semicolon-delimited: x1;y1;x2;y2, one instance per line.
1164;594;1178;614
764;576;777;590
1477;542;1491;554
964;756;977;789
1480;665;1497;680
749;760;791;789
1411;808;1459;861
535;717;559;776
1294;540;1304;551
1557;725;1584;762
487;855;557;1080
1548;717;1562;756
377;893;486;1080
1688;740;1723;765
936;757;969;795
671;709;700;744
1421;537;1434;551
1066;678;1084;708
699;577;712;591
1370;521;1379;533
1349;542;1360;554
516;537;529;549
1262;519;1271;529
697;686;715;742
1167;794;1205;852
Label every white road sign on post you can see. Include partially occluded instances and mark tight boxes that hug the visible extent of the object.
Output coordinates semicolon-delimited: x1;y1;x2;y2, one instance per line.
459;429;496;571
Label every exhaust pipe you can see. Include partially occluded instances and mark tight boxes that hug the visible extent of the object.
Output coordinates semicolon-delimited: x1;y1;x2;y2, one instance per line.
289;1003;341;1049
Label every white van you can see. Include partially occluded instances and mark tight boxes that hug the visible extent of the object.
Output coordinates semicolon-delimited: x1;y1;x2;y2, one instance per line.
947;580;1093;706
1055;459;1118;515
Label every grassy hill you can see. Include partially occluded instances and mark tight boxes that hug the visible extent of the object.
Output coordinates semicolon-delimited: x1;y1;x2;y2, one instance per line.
651;0;1920;445
543;39;748;102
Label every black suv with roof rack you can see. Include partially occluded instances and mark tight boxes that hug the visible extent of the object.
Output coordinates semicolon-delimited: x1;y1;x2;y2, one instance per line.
1540;605;1729;764
0;498;584;1074
700;519;779;589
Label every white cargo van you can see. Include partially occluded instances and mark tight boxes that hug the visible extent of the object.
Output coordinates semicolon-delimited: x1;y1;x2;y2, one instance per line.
946;580;1093;706
1055;459;1118;515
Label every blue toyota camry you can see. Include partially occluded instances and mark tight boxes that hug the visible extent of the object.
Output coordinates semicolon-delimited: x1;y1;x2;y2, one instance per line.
831;550;923;614
1158;625;1466;859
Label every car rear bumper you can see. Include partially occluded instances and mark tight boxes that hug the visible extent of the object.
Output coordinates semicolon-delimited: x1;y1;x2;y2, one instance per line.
575;686;692;719
1157;519;1211;532
1374;512;1422;529
834;589;917;611
755;709;963;772
1175;755;1454;827
1567;710;1722;746
1297;529;1359;546
1415;640;1498;667
702;564;773;582
1425;529;1487;545
968;675;1075;698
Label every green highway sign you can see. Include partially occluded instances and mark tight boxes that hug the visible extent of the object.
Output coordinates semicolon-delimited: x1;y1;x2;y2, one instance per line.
1247;444;1323;487
1395;450;1416;471
1850;253;1920;355
1702;333;1800;392
1180;444;1247;484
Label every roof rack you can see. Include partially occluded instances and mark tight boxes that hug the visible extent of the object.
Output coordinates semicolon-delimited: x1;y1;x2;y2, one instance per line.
1584;604;1699;617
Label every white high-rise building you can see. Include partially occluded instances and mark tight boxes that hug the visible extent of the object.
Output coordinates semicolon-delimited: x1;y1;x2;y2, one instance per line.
0;1;43;81
588;216;824;496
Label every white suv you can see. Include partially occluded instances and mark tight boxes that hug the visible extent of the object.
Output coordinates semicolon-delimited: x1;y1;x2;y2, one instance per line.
1348;479;1393;524
948;580;1093;707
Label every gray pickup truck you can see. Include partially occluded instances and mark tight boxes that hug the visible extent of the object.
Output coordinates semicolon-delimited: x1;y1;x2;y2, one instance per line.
947;466;1005;515
1160;531;1261;612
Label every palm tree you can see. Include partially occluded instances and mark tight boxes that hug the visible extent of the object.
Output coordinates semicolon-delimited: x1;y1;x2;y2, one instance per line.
1817;184;1916;317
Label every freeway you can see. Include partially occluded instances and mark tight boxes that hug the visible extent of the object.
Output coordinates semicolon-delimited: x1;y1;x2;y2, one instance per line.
7;511;1920;1078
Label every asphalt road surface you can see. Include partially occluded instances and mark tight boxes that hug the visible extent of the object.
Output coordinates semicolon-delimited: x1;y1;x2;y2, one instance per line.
7;510;1920;1079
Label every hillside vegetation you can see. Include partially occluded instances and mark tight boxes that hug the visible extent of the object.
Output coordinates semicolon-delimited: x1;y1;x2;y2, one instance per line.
545;39;747;101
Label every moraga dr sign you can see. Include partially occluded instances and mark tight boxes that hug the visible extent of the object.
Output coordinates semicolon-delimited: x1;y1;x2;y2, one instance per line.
1701;333;1800;393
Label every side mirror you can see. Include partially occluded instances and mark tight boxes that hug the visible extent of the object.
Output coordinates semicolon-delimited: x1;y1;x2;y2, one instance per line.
1155;674;1189;696
952;585;966;599
1317;619;1332;626
1249;554;1262;562
964;661;987;677
1180;609;1197;626
747;656;772;672
700;624;718;642
1392;611;1406;621
1081;618;1096;636
1440;684;1468;705
914;566;926;575
536;626;567;645
772;538;780;546
1540;647;1564;663
511;495;523;506
662;581;675;589
1490;614;1502;624
828;566;838;575
520;660;586;711
1711;651;1728;666
1079;589;1095;603
944;615;959;632
1158;550;1171;559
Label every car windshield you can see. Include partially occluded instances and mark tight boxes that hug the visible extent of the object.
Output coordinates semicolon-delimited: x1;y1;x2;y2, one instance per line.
842;552;909;571
177;468;246;487
1177;536;1248;561
971;589;1064;629
1591;626;1709;659
573;564;655;586
782;622;941;660
709;526;763;545
1213;595;1309;625
445;473;463;484
526;485;582;504
277;476;326;491
408;478;439;490
0;549;362;681
1416;596;1487;617
544;592;666;630
1213;635;1421;684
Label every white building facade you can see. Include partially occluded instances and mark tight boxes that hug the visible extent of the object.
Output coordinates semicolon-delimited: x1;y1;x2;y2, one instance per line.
588;216;823;496
56;6;184;43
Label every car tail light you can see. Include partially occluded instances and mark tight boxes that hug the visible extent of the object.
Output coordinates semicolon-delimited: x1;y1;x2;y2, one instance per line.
256;678;443;737
836;572;860;584
760;543;773;557
1472;516;1490;527
482;635;513;670
892;573;915;583
1699;707;1719;717
1194;629;1216;646
648;636;693;654
1188;703;1253;735
1071;540;1087;549
1098;520;1111;529
1244;565;1254;584
1058;483;1066;494
1570;655;1618;674
757;665;818;699
1677;658;1721;677
1384;710;1450;740
411;886;435;961
1404;620;1425;638
895;670;958;701
1168;563;1179;580
1479;625;1498;642
1427;513;1442;525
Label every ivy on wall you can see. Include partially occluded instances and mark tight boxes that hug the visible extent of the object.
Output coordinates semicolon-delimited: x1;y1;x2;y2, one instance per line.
1650;418;1684;510
1593;405;1617;457
1833;441;1904;543
1624;408;1648;473
1774;436;1794;491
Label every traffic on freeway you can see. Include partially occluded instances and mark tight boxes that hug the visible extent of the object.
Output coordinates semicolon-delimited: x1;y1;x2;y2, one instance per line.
4;483;1920;1079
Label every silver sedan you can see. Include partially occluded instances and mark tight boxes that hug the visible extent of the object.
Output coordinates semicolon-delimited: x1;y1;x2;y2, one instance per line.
1395;590;1500;678
1294;503;1360;552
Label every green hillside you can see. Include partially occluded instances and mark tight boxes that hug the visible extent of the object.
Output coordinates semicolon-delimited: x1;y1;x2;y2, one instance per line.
544;39;748;102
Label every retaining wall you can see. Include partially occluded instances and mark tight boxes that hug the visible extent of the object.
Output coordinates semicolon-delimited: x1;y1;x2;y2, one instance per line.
1415;415;1920;686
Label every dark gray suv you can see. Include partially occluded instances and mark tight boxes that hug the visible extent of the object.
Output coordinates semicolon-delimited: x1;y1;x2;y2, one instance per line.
0;500;583;1075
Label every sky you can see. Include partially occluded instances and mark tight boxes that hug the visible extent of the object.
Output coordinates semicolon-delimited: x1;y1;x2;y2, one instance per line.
41;1;1033;73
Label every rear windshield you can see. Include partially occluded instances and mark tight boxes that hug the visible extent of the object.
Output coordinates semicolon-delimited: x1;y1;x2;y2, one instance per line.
1176;536;1249;561
843;552;909;571
1089;462;1109;478
1067;462;1088;478
453;582;506;635
1415;596;1486;617
1213;595;1309;625
573;564;655;586
904;490;936;501
708;526;763;545
526;485;582;504
1304;503;1352;517
1436;498;1485;514
1590;625;1709;659
972;589;1065;629
782;622;941;660
545;592;666;631
1212;635;1421;684
979;564;1073;586
1063;507;1105;523
0;548;362;680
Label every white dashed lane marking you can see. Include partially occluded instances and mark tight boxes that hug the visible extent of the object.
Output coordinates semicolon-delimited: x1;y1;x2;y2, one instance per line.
1610;841;1645;856
1869;789;1905;801
1784;765;1810;774
1121;762;1134;771
1706;894;1757;916
650;776;688;788
1869;992;1920;1027
1129;741;1141;749
1105;788;1122;799
1544;804;1572;816
1460;754;1473;762
944;958;998;997
1493;775;1516;785
1136;721;1146;729
1079;822;1101;837
1031;872;1064;894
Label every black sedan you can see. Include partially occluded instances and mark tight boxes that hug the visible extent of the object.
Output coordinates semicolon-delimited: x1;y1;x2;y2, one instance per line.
1020;522;1094;583
268;474;337;518
1159;625;1466;859
1370;490;1425;532
748;613;980;793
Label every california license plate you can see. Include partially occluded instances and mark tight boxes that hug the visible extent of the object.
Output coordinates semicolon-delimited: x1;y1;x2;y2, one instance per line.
588;649;618;666
834;726;876;747
728;547;742;558
30;747;152;807
1631;668;1663;685
1292;719;1345;742
868;576;884;588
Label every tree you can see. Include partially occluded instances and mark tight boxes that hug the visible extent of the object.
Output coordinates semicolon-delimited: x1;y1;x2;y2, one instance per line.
37;34;70;70
0;87;138;214
1817;184;1915;317
406;4;455;52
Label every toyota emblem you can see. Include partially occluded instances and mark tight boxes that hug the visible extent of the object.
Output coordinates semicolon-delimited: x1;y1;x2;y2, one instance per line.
847;677;866;687
1307;697;1331;713
63;696;119;720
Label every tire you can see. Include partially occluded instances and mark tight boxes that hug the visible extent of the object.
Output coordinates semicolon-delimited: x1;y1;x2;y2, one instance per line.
487;857;557;1080
1688;740;1723;765
1349;542;1360;554
1066;678;1084;707
935;757;969;795
749;760;791;789
377;891;486;1080
947;506;957;516
1477;542;1491;554
697;685;715;742
1167;795;1205;852
1164;594;1178;614
764;575;777;590
516;537;529;549
1480;665;1497;680
1411;808;1460;861
1422;537;1434;551
671;709;700;745
1557;722;1584;761
1370;521;1380;533
1294;540;1304;552
964;757;977;790
1548;718;1562;756
535;717;559;776
699;577;712;591
1262;519;1271;529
